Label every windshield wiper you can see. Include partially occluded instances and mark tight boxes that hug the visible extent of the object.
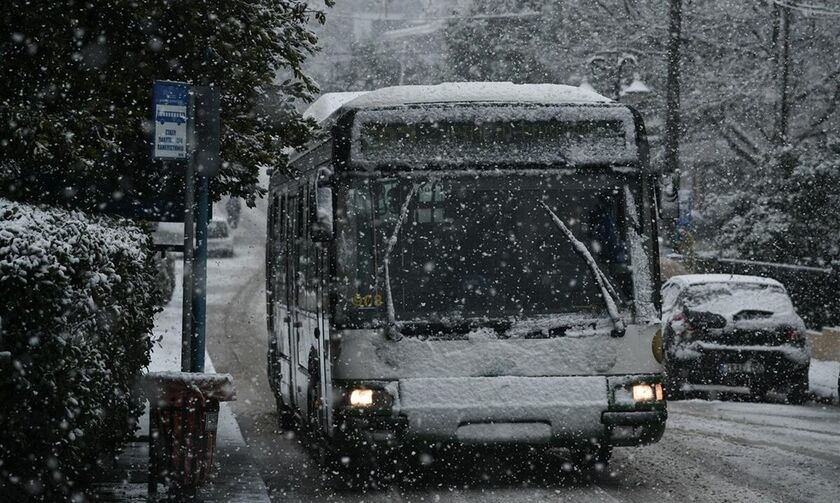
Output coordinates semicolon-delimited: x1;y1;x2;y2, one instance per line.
383;182;424;340
539;201;626;337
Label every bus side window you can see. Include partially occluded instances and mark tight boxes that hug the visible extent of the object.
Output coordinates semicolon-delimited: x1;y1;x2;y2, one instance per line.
268;194;278;308
296;186;306;305
268;195;277;241
297;185;305;239
287;193;299;305
301;181;317;312
276;194;286;289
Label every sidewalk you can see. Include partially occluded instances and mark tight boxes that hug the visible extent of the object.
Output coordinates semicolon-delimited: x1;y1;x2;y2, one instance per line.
92;269;271;502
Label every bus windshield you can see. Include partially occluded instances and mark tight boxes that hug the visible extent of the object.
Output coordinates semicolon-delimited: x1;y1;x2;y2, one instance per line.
335;172;641;332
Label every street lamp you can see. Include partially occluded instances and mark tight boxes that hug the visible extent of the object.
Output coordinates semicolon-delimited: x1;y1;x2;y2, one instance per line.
587;51;643;101
620;72;651;99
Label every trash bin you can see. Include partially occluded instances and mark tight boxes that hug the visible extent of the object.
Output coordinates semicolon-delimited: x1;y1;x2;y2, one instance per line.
144;371;236;499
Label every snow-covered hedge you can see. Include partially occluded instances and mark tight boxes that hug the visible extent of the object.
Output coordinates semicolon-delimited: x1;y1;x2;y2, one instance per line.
154;251;177;306
0;198;162;500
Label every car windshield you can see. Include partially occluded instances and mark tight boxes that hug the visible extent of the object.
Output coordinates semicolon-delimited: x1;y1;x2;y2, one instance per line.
335;172;640;330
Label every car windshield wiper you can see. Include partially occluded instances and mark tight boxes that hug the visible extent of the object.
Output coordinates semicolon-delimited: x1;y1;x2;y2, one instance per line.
383;182;424;340
539;201;626;337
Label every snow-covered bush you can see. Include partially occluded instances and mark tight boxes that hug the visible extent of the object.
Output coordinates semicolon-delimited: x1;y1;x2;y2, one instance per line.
153;252;176;306
0;199;162;500
704;149;840;265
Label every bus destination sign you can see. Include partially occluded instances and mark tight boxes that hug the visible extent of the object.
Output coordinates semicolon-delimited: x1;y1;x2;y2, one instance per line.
351;105;638;168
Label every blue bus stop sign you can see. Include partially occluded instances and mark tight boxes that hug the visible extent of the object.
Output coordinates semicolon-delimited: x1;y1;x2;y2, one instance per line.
152;80;189;160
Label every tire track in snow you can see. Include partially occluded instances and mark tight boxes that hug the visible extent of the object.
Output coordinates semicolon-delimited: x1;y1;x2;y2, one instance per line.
632;423;839;503
673;419;840;465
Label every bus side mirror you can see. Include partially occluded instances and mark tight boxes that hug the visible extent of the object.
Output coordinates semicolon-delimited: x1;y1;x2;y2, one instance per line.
311;186;334;242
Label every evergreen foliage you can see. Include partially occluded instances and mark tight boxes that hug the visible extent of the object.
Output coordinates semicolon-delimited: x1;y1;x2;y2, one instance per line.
0;0;332;211
705;142;840;264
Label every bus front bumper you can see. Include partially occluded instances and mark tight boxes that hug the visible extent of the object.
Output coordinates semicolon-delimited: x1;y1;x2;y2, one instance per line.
332;376;666;450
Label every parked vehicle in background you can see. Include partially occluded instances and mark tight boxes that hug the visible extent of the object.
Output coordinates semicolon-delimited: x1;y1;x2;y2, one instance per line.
207;218;234;257
226;197;241;229
661;274;809;403
152;252;176;305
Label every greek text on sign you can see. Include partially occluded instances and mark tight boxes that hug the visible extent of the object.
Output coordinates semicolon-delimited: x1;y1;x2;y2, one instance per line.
152;80;189;160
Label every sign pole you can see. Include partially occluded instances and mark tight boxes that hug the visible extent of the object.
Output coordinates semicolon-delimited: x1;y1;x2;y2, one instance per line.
191;172;208;373
181;153;195;373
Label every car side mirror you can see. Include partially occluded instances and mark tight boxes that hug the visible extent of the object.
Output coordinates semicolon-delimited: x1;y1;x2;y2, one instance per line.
311;185;334;242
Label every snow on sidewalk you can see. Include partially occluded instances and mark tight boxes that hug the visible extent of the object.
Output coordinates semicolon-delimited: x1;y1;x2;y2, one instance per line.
810;359;840;403
94;267;271;503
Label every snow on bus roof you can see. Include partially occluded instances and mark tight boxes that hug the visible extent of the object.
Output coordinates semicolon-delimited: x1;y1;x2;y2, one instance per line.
303;82;613;125
303;91;370;124
668;274;784;288
342;82;612;110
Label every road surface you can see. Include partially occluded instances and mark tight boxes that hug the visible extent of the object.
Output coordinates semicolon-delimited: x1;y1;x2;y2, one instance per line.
202;198;840;503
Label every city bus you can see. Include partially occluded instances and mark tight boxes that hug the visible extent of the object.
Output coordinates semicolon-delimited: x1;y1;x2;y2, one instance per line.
265;83;666;475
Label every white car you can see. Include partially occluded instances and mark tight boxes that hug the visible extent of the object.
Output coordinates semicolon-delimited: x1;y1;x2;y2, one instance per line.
207;219;234;257
661;274;809;403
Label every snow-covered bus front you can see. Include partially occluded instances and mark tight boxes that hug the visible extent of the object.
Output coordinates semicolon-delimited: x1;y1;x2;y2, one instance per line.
266;83;666;473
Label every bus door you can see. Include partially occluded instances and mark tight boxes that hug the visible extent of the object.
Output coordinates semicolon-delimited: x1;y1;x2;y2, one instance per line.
286;191;302;410
274;193;294;409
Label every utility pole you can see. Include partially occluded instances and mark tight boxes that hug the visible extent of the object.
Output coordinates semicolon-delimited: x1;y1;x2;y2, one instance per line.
776;2;792;149
664;0;683;178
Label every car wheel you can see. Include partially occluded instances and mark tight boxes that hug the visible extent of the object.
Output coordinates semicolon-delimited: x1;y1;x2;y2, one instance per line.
749;384;768;402
665;377;685;400
664;360;685;400
786;381;809;405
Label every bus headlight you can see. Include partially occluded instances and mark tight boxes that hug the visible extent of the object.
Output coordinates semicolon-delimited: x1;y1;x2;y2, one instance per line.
632;383;664;402
343;385;395;412
349;388;374;407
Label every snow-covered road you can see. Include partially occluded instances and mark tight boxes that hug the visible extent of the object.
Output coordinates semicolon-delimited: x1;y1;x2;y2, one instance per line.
200;198;840;503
